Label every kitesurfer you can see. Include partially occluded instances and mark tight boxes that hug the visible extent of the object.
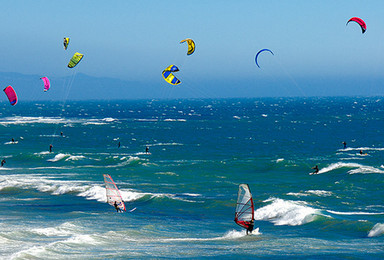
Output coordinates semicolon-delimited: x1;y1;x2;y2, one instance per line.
49;144;53;153
1;159;5;167
11;138;14;143
312;165;319;174
114;201;122;212
246;220;254;235
145;146;149;154
342;142;347;149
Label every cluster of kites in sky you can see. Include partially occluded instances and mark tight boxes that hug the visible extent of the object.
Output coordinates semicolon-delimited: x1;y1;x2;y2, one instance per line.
1;17;367;106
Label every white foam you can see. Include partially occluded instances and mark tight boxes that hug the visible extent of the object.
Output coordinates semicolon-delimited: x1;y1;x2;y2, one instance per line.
276;158;284;163
65;155;85;161
368;223;384;237
47;153;71;162
4;141;18;145
327;210;384;216
255;198;320;226
317;162;384;175
338;147;384;152
154;171;178;176
306;190;333;197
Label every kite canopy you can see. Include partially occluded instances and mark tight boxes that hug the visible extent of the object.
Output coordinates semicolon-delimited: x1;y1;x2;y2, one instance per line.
63;37;70;50
180;38;195;55
255;49;274;68
103;174;126;212
3;86;17;106
162;65;181;85
347;17;366;34
68;52;84;68
40;77;50;92
234;184;254;230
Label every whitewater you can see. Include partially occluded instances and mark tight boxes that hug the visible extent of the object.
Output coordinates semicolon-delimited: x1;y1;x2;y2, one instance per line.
0;97;384;258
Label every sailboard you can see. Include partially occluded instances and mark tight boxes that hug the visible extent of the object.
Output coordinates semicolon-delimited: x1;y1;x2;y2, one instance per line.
234;184;254;230
103;174;126;212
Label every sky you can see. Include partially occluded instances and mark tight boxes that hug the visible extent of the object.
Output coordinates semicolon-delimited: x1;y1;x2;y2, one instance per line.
1;0;384;99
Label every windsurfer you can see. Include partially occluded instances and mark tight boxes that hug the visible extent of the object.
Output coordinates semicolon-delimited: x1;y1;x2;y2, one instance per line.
246;220;254;235
114;201;122;212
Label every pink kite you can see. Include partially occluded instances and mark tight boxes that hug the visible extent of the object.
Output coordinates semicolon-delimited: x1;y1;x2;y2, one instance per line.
3;86;17;106
40;77;50;92
347;17;366;34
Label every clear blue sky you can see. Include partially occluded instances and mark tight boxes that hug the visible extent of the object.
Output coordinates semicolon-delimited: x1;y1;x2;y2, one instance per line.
1;0;384;98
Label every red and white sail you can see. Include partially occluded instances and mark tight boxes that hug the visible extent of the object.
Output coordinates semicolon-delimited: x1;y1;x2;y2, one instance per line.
234;184;254;229
103;174;126;212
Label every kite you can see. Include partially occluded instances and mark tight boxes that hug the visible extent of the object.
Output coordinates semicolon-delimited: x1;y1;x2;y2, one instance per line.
180;38;195;55
347;17;366;34
40;77;50;92
255;49;274;68
63;37;70;50
162;65;181;85
67;52;84;68
3;86;17;106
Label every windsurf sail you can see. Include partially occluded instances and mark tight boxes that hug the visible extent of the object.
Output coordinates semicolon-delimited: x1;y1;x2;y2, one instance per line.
234;184;254;230
103;174;126;212
3;86;18;106
40;77;50;92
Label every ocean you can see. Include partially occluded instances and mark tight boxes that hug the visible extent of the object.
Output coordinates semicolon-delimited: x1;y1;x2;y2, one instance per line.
0;97;384;259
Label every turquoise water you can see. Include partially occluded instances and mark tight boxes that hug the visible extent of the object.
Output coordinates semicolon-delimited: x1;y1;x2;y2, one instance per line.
0;97;384;259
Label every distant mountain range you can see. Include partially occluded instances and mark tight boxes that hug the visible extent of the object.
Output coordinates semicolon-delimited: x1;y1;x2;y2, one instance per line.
0;72;159;101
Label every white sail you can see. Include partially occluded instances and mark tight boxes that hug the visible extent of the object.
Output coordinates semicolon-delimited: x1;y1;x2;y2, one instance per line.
103;174;126;212
235;184;254;229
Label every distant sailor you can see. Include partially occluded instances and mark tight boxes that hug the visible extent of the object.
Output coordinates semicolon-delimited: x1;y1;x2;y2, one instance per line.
342;141;347;149
312;165;319;174
246;219;254;235
118;142;121;148
1;159;5;167
49;144;53;153
146;146;149;154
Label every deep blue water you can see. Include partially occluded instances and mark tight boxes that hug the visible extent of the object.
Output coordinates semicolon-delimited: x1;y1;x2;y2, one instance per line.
1;97;384;259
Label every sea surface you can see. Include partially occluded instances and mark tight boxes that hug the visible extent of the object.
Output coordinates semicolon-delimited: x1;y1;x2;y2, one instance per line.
0;97;384;259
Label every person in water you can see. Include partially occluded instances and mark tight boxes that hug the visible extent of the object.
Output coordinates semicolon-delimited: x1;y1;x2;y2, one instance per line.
11;138;15;143
118;142;121;148
342;141;347;149
312;165;319;174
246;219;254;235
145;146;149;154
1;159;5;167
60;132;63;137
49;144;53;153
114;201;122;212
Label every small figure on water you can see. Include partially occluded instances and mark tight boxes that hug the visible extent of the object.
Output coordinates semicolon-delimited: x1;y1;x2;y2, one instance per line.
114;201;122;212
11;138;15;143
246;219;254;235
60;132;63;137
360;150;363;155
1;159;5;167
145;146;149;154
342;141;347;149
49;144;53;153
118;141;121;148
311;165;319;174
